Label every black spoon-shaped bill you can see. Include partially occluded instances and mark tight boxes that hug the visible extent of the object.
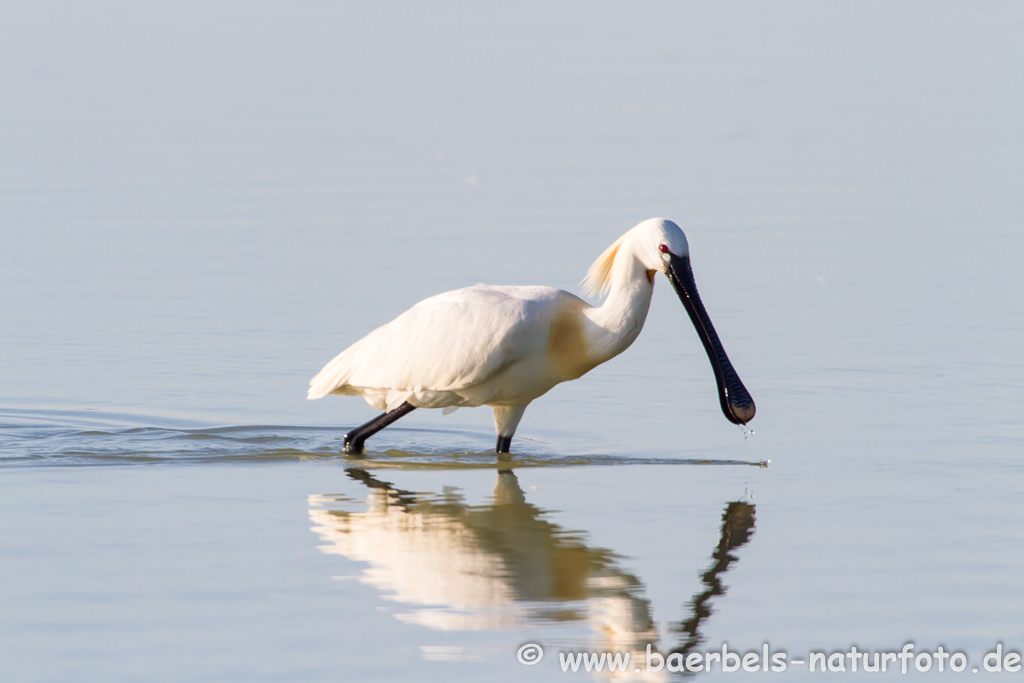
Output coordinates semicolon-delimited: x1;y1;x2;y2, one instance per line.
665;254;756;425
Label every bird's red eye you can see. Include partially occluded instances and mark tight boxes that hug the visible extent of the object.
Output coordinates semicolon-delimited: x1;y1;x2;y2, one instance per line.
659;244;669;253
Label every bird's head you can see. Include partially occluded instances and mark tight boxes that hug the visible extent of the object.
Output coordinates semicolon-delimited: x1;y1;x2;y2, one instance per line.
630;217;690;275
636;217;756;426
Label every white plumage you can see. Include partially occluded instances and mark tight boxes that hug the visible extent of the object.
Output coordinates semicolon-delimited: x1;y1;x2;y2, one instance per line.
309;218;754;453
309;285;573;410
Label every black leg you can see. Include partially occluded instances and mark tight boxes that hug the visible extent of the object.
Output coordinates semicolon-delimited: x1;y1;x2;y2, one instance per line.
496;434;512;454
343;402;417;454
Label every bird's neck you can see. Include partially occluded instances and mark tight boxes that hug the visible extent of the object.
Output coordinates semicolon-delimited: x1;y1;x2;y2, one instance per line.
583;253;654;363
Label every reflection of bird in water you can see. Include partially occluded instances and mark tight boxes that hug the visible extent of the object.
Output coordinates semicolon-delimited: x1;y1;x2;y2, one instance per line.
671;501;757;657
311;468;657;650
310;468;756;668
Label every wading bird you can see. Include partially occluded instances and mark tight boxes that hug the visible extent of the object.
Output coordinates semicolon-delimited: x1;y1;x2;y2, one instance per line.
308;218;754;454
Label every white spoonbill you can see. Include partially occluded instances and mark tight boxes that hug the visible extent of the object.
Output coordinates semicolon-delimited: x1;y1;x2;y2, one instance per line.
308;218;755;454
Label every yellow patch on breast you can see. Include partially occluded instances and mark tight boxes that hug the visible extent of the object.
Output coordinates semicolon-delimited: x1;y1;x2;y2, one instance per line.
547;305;591;379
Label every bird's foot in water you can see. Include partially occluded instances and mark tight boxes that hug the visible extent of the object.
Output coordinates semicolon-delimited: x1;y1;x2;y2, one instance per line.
495;435;512;454
340;403;417;455
342;432;365;455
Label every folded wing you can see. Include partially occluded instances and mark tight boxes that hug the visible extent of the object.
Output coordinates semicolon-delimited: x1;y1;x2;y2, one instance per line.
308;285;557;410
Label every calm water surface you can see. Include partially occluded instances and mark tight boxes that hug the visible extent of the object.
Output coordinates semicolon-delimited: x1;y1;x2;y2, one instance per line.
2;3;1022;681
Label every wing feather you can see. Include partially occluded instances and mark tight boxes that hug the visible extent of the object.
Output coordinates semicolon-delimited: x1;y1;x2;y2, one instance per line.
308;285;552;406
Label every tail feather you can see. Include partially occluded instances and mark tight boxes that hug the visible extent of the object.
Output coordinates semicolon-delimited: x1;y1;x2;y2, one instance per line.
307;351;353;400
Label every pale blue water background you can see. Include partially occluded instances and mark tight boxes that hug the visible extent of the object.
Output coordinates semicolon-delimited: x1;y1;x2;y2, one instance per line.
2;3;1022;681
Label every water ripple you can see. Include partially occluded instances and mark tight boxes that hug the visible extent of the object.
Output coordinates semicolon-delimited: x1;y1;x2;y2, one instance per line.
0;408;768;470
